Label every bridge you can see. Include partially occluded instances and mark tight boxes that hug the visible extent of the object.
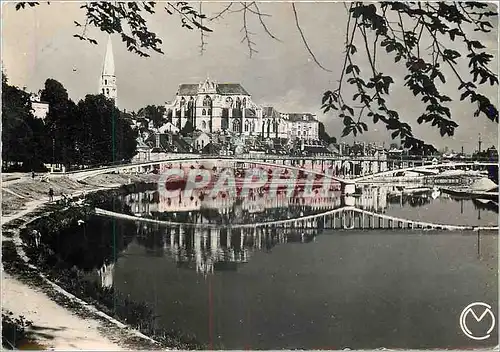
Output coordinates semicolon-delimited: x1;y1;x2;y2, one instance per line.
65;155;496;195
94;206;498;232
353;161;498;182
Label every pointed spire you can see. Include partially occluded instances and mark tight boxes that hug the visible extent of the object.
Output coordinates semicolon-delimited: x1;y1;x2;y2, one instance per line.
99;34;117;103
102;35;115;76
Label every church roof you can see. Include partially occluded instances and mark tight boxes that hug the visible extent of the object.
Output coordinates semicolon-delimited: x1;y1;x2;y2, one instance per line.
262;106;280;119
102;35;115;76
201;142;222;155
178;84;199;96
217;84;249;95
304;145;332;155
177;83;250;96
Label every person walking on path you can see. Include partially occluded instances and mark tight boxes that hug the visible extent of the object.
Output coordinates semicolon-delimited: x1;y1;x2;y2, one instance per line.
48;188;54;202
31;170;35;179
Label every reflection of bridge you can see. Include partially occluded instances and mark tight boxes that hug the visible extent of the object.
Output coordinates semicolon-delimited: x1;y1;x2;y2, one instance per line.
94;206;498;231
107;202;497;276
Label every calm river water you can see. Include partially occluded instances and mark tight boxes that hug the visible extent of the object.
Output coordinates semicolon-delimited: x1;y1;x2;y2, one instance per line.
84;184;497;349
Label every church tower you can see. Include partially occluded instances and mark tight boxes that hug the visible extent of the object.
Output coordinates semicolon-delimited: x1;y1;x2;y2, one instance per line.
99;35;117;103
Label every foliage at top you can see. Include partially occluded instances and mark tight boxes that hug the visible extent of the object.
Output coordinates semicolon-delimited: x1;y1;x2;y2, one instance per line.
14;2;499;151
321;2;498;153
137;105;167;129
16;1;210;57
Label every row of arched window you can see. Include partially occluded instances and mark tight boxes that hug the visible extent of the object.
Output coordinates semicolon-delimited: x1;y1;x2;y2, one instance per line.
225;96;247;109
244;120;257;132
179;95;213;108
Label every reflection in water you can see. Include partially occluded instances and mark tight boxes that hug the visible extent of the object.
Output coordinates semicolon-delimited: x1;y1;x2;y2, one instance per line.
116;185;498;277
47;183;498;349
98;261;115;288
125;186;389;221
134;223;319;276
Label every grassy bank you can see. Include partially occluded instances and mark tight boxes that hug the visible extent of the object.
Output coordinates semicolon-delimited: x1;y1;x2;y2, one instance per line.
16;184;205;350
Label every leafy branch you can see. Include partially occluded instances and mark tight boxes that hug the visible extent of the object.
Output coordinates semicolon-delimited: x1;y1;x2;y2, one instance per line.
321;2;498;153
16;1;211;57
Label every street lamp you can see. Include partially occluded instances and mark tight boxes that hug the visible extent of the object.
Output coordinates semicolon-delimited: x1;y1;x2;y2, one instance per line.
52;137;55;172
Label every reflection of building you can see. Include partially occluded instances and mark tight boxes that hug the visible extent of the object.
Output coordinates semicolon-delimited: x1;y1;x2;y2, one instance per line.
98;262;114;288
355;186;388;211
201;192;343;215
161;225;318;276
127;185;395;275
126;185;389;218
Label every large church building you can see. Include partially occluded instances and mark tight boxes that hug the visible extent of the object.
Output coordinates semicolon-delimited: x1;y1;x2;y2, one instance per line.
164;78;319;140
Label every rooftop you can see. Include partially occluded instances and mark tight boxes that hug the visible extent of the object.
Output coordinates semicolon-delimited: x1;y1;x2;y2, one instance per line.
262;106;280;119
282;113;317;122
177;83;250;96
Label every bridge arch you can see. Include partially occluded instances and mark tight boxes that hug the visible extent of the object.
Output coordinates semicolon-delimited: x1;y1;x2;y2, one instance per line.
69;156;352;185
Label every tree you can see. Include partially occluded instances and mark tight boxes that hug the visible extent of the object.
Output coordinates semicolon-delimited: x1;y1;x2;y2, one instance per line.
389;143;399;150
2;72;49;170
76;95;137;165
180;120;195;137
318;122;337;145
14;2;498;150
40;78;78;166
137;105;167;129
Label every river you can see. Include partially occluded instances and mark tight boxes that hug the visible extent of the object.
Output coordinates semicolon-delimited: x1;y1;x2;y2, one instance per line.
68;183;499;349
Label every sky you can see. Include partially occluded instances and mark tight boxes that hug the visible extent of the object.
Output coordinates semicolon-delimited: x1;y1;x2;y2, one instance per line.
2;1;499;152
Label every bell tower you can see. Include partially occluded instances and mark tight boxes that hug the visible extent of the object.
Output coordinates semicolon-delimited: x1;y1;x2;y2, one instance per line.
99;35;117;104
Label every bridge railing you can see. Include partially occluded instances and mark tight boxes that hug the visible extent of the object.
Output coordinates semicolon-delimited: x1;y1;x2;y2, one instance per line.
63;153;497;175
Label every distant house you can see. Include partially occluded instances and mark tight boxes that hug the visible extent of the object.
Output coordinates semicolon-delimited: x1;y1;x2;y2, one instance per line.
129;119;140;129
281;113;320;141
188;131;211;151
133;137;152;162
145;133;174;154
171;135;193;153
486;146;498;159
388;148;403;159
147;120;155;130
303;143;333;156
158;122;180;134
327;143;340;155
30;93;49;120
201;142;222;155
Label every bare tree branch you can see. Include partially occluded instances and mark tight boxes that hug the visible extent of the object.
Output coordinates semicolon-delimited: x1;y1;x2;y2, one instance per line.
208;3;234;22
199;2;208;55
291;3;332;72
241;3;258;57
253;2;281;42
